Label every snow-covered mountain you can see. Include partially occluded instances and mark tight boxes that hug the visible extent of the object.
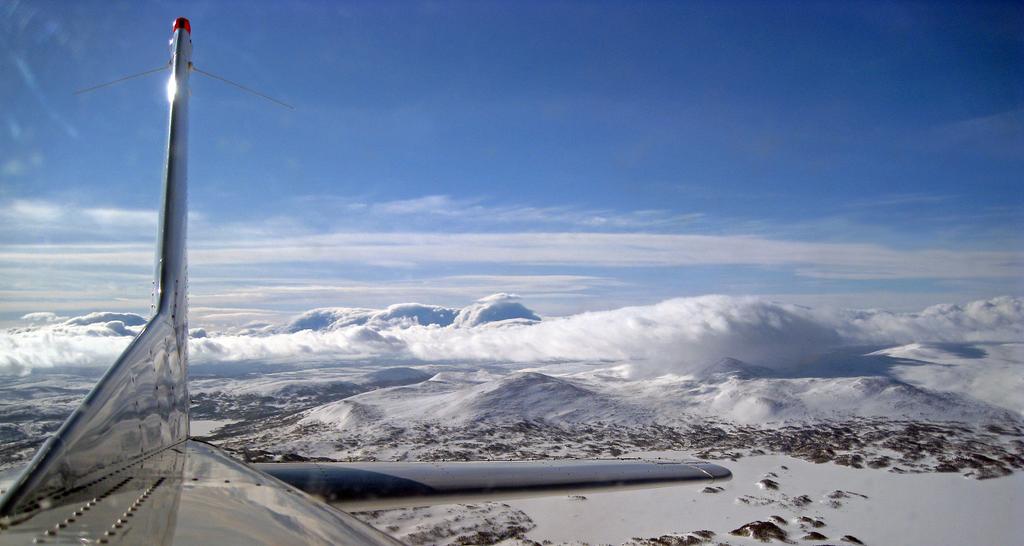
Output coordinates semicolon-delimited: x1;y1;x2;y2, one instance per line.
182;342;1021;470
303;371;652;429
296;358;1014;434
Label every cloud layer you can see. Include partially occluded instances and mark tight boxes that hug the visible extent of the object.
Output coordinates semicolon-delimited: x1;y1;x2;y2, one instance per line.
3;231;1019;279
2;295;1021;378
1;197;1020;323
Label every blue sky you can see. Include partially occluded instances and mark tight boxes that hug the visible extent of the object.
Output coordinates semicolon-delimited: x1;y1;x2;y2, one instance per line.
1;1;1022;326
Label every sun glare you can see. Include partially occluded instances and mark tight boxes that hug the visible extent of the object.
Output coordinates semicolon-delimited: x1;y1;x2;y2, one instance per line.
166;76;177;102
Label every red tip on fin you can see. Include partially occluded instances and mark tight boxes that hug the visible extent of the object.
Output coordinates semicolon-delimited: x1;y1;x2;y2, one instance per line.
173;17;191;34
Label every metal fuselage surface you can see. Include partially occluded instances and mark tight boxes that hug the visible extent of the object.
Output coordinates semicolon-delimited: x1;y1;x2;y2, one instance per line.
0;21;400;544
0;26;192;523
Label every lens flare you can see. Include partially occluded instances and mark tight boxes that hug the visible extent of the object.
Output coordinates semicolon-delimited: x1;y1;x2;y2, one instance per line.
166;77;177;102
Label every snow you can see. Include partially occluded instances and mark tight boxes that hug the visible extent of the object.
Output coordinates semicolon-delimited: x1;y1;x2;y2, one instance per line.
190;365;432;397
353;502;535;545
295;358;1015;436
354;367;433;386
877;342;1024;415
300;370;645;430
3;295;1023;543
693;375;1008;423
190;419;239;436
503;453;1024;545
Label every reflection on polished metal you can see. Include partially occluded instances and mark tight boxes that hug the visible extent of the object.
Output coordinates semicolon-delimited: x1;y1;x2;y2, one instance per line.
172;441;398;545
0;18;401;545
0;448;186;544
259;459;732;510
0;19;193;530
0;442;400;545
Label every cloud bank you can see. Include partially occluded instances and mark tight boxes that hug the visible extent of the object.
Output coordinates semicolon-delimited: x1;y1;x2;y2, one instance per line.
1;311;146;374
2;198;1020;322
2;295;1021;378
3;231;1019;280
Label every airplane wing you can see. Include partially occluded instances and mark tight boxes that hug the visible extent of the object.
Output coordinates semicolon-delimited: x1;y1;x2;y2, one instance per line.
258;459;731;511
0;17;728;545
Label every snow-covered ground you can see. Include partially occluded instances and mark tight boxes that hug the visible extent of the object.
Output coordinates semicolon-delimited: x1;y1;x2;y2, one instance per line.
204;341;1020;476
2;294;1023;543
878;342;1024;415
512;452;1024;545
355;453;1023;545
190;419;240;436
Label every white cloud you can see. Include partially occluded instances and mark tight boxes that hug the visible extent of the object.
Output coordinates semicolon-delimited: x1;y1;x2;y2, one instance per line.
391;296;843;375
20;311;63;323
830;296;1024;345
0;199;157;240
82;208;157;228
316;194;703;230
1;231;1019;280
0;198;1020;322
3;200;64;223
0;311;147;374
185;231;1022;280
4;295;1021;382
189;275;618;317
281;294;538;333
451;293;540;328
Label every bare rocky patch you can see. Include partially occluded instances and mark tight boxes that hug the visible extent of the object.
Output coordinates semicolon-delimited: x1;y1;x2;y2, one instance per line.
796;516;826;529
628;533;712;545
790;495;813;507
203;411;1024;482
729;520;791;542
353;502;535;546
